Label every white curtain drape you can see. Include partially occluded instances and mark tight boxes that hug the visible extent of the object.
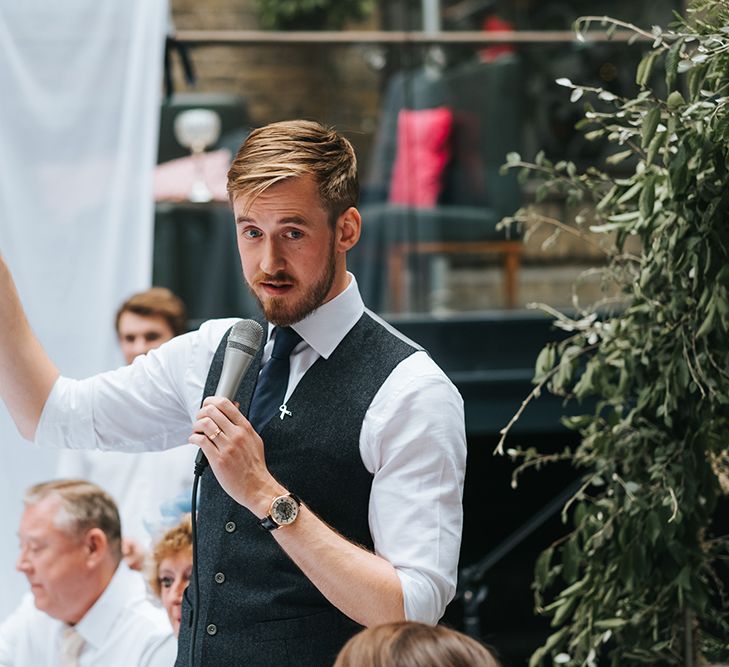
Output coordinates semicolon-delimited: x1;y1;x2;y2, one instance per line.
0;0;168;616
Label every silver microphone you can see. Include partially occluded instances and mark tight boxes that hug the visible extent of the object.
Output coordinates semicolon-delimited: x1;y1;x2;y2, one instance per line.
214;319;265;399
195;319;264;473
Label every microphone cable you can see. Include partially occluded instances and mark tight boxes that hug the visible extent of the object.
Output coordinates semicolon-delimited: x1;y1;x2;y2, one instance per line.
188;450;208;667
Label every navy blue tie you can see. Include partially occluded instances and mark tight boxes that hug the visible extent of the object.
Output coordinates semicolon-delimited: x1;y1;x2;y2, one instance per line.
247;327;302;432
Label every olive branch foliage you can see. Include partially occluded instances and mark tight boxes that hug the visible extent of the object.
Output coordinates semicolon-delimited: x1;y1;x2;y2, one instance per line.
497;3;729;664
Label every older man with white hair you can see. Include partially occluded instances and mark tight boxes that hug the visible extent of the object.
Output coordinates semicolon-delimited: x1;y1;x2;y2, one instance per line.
0;479;176;666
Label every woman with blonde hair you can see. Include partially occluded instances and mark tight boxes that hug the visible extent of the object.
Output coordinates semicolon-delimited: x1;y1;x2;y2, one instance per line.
148;514;192;636
333;621;501;667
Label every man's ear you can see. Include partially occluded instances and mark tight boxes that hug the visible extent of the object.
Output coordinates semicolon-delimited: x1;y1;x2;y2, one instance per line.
335;207;361;253
83;528;109;567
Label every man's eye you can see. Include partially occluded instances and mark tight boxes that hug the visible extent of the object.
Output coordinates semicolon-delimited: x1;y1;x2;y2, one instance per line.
144;333;162;342
286;230;304;239
159;576;173;588
243;229;262;239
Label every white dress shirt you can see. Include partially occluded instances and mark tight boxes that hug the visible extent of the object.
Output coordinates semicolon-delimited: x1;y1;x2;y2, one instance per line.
36;275;467;624
0;565;176;667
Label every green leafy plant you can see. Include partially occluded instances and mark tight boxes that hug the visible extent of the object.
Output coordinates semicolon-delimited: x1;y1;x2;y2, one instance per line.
498;2;729;664
253;0;374;30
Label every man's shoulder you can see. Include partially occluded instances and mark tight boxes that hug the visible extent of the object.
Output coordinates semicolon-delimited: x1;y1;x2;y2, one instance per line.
361;309;423;353
120;597;172;633
104;567;173;641
361;313;462;403
92;595;176;667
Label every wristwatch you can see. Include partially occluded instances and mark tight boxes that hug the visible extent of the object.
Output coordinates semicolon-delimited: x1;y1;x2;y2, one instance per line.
259;492;301;531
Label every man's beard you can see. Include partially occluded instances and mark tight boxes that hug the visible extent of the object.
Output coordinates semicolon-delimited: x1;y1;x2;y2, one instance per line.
247;241;336;327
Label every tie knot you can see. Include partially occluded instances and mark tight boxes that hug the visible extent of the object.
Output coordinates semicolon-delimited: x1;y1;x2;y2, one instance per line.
270;327;302;360
60;625;85;666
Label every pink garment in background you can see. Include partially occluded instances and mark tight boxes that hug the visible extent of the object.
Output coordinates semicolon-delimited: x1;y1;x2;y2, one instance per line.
388;107;453;208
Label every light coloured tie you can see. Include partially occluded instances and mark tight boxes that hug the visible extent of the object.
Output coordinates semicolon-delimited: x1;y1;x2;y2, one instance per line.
59;625;85;667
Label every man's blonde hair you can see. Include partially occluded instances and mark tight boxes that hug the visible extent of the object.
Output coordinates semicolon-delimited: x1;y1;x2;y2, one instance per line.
24;479;122;563
227;119;359;224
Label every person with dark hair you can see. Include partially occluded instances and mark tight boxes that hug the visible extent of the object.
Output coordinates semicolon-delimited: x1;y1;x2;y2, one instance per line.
334;622;502;667
0;119;466;666
147;514;193;637
56;286;195;571
0;480;175;666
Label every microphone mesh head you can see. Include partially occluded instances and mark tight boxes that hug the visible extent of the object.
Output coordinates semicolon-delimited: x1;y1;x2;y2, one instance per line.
228;319;264;353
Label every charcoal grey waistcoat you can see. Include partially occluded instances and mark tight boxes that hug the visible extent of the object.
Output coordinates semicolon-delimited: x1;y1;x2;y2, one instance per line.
175;311;420;667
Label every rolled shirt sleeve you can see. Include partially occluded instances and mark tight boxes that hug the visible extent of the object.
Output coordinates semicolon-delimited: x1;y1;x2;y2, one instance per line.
361;351;466;624
35;318;239;453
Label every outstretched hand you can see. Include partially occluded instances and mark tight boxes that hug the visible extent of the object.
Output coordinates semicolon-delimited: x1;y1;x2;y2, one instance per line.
188;397;285;517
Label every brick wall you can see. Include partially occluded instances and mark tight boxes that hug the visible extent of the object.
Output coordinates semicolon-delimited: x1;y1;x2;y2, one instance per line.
169;0;382;163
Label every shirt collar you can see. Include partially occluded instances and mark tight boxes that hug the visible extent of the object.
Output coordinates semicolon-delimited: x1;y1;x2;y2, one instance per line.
267;272;364;360
74;563;144;649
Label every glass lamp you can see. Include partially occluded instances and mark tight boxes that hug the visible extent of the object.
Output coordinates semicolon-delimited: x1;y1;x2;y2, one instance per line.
173;109;222;203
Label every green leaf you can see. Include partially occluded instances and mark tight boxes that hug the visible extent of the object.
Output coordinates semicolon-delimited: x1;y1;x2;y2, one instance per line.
636;50;658;88
558;577;587;599
544;627;569;653
647;511;662;545
668;143;689;193
641;108;661;148
529;646;547;667
676;565;692;590
562;538;582;584
696;300;716;338
646;131;665;165
606;149;633;165
616;182;642;205
535;548;553;587
595;618;629;630
552;594;578;626
667;90;686;110
639;176;656;219
534;344;556;381
665;37;685;91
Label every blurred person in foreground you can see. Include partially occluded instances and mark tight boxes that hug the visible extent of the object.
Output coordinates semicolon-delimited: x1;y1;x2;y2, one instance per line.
0;119;466;666
333;622;502;667
0;479;176;666
56;287;195;570
147;514;193;636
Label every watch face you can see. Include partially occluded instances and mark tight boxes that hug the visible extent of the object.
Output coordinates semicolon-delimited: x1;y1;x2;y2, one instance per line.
271;495;299;526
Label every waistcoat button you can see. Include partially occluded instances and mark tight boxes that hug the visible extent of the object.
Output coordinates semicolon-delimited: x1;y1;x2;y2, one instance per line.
214;572;225;584
225;521;236;533
206;624;218;636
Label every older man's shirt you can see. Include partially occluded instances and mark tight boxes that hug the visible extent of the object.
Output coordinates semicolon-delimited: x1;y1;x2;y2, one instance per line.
0;564;176;666
36;276;467;624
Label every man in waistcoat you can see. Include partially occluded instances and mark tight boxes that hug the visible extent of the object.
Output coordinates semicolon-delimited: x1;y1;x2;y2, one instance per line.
0;120;467;666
